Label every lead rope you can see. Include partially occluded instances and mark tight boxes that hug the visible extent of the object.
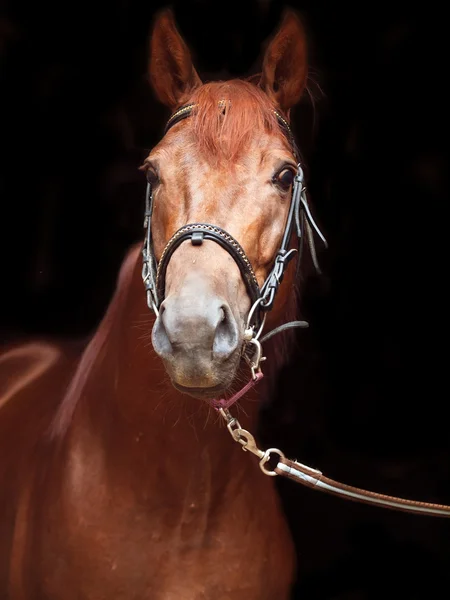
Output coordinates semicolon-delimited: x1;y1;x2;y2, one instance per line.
143;103;449;517
211;204;450;518
212;340;450;518
217;408;450;517
214;336;450;518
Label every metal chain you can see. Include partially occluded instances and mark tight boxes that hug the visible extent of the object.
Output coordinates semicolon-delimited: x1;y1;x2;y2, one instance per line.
218;408;285;476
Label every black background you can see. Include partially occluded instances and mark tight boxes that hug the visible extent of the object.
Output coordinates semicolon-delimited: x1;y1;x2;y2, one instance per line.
1;1;449;598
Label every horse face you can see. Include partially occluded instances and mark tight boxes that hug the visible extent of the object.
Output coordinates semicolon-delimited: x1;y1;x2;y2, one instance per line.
146;123;297;397
146;10;307;398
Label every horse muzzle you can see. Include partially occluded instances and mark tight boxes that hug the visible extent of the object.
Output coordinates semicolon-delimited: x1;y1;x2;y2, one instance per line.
151;273;242;394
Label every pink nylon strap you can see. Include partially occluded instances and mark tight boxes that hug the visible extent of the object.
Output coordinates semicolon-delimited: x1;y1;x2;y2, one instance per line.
210;372;264;410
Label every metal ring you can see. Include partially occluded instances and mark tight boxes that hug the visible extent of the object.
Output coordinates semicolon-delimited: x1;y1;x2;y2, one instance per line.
146;291;159;316
259;448;285;476
253;312;267;341
245;298;267;342
245;297;263;330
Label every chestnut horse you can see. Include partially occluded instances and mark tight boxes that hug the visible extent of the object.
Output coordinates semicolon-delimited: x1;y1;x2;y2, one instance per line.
0;10;315;599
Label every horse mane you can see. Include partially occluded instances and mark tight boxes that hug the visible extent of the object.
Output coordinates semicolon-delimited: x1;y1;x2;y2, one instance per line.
187;79;282;165
50;245;140;439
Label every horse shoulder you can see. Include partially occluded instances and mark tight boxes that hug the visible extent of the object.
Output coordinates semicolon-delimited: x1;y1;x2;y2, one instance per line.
0;338;83;598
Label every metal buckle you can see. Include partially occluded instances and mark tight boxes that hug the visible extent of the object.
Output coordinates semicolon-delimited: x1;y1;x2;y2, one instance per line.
247;338;263;380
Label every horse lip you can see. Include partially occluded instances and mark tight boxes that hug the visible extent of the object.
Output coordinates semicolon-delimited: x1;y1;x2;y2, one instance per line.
172;382;228;400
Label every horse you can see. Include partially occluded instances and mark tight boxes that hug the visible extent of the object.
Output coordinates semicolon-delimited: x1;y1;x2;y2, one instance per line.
0;9;317;599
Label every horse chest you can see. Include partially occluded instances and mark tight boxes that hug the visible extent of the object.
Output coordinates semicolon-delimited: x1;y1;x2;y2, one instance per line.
35;465;295;600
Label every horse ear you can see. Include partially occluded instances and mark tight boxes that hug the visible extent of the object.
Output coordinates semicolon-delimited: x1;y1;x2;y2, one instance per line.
149;9;202;109
260;10;308;114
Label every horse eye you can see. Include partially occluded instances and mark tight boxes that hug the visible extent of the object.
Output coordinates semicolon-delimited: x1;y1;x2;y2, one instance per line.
146;167;159;186
274;168;294;191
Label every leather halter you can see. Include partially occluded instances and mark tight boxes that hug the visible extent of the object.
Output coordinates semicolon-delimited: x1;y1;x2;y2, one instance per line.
141;102;326;331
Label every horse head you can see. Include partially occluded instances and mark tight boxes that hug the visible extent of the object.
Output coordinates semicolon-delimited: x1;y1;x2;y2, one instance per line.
143;9;312;399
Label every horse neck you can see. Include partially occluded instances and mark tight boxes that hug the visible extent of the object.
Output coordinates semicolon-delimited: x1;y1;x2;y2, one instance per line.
55;246;263;487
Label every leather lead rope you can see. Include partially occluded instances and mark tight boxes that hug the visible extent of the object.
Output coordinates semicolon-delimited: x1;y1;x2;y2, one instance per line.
219;409;450;518
275;456;450;517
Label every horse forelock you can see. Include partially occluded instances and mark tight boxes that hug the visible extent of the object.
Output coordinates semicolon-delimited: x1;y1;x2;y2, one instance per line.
187;79;282;165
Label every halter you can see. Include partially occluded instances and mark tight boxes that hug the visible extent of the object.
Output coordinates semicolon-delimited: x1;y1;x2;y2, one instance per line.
141;101;327;391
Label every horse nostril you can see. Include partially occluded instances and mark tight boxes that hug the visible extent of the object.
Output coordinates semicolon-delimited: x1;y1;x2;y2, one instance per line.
151;304;172;358
213;304;239;360
152;296;239;363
